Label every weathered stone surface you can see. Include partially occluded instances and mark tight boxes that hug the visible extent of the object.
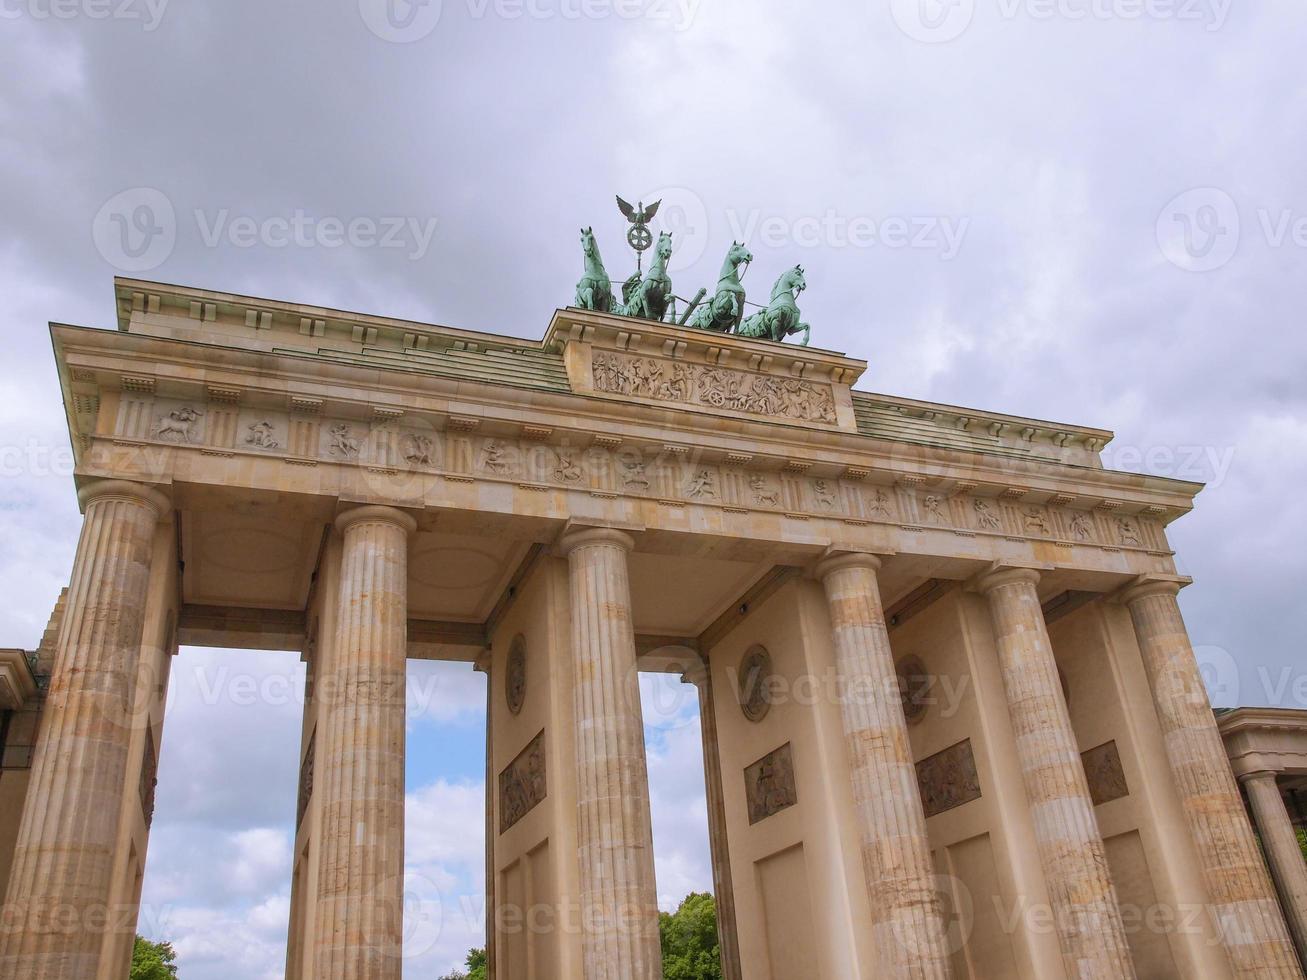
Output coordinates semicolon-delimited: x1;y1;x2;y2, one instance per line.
561;527;661;980
0;479;167;979
499;730;547;834
1124;579;1304;979
816;552;955;979
977;566;1136;979
916;739;982;819
1082;740;1129;807
311;505;415;980
744;742;798;825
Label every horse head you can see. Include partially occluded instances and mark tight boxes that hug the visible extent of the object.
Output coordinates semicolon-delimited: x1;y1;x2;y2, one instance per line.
580;227;598;259
654;231;674;265
773;264;806;300
721;241;754;281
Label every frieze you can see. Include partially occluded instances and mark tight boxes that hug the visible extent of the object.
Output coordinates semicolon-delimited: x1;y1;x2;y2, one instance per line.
592;350;837;424
916;738;981;818
499;730;547;834
106;392;1174;554
744;742;797;825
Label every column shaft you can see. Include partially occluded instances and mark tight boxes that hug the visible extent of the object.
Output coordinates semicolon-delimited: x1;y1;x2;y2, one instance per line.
816;554;955;979
0;480;166;979
1243;773;1307;966
561;528;661;980
1125;580;1303;979
689;659;743;980
978;568;1136;979
311;506;415;980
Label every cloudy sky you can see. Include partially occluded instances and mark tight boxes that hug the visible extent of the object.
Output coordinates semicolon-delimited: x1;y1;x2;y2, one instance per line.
2;0;1305;975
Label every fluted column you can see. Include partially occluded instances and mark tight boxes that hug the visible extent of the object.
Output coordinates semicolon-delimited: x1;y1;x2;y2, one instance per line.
1242;772;1307;964
815;553;954;979
312;505;416;980
683;657;743;980
976;566;1136;979
0;479;168;979
1123;578;1303;978
560;527;661;980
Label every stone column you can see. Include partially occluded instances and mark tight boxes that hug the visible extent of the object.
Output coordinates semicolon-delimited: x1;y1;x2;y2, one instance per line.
816;553;955;979
559;527;661;980
312;505;416;980
475;655;497;980
0;479;168;979
1242;771;1307;963
1123;578;1303;978
683;657;743;980
975;566;1136;979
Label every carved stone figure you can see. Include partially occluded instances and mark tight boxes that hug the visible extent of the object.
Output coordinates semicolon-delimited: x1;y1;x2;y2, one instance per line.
870;488;893;519
924;494;948;524
505;635;527;716
574;227;614;313
1082;741;1129;806
973;497;1001;529
738;265;811;346
814;480;837;508
1071;512;1094;541
328;423;360;458
619;455;649;490
738;645;774;723
688;242;752;334
745;742;797;825
482;440;510;474
1117;518;1141;546
499;731;547;833
916;739;982;818
403;434;433;465
555;450;582;483
154;406;202;443
1024;507;1051;535
750;474;779;506
245;420;279;449
686;469;716;498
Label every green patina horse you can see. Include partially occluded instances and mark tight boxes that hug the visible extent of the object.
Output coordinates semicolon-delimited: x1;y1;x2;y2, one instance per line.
738;265;811;346
574;227;614;313
688;241;753;333
618;231;675;322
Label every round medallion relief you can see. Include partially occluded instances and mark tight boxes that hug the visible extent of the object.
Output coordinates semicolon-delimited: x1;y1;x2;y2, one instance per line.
505;634;527;716
738;645;775;723
896;655;931;725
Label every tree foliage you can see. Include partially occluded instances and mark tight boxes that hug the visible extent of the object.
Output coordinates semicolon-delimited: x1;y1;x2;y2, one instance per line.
659;892;722;980
130;935;179;980
438;946;487;980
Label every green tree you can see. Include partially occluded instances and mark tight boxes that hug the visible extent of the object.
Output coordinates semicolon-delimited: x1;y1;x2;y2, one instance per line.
130;935;179;980
1298;827;1307;863
659;892;722;980
438;946;487;980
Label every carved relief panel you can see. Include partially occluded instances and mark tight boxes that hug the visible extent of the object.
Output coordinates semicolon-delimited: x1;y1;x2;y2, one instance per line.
916;739;981;818
499;730;547;834
745;742;798;825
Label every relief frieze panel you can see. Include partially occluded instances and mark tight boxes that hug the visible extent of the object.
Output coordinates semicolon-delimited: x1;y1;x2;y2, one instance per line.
499;730;547;834
916;738;982;818
592;350;837;424
105;391;1172;554
744;742;798;825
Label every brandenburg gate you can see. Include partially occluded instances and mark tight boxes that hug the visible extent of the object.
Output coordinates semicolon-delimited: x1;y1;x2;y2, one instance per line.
0;266;1302;978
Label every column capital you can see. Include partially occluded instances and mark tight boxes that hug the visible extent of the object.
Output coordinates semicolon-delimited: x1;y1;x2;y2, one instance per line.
76;478;171;518
813;550;886;581
968;561;1046;596
1116;574;1192;606
557;525;635;556
1237;768;1282;786
334;504;418;536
